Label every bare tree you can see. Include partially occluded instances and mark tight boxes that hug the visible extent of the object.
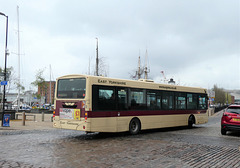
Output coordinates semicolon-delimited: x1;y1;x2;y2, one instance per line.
0;66;25;93
98;56;109;77
213;85;226;105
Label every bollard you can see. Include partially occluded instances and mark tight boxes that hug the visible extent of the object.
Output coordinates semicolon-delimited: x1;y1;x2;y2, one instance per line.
42;112;44;122
22;111;25;126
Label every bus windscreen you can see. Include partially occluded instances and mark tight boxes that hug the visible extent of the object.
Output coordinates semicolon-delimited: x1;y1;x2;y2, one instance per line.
57;78;86;99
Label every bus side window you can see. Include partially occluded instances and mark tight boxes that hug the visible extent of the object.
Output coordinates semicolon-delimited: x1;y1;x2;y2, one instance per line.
175;92;186;110
92;86;116;111
147;91;156;110
162;91;174;110
147;91;161;110
98;88;116;110
156;96;161;110
187;94;197;110
198;94;207;110
117;88;128;110
129;89;146;110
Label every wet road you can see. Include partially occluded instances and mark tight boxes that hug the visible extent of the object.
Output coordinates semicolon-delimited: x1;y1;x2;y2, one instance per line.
0;111;239;168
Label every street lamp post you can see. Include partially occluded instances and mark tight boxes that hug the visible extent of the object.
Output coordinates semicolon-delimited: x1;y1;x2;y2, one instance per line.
0;12;8;127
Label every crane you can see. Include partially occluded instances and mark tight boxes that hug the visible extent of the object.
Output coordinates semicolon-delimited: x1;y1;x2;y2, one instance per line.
160;71;168;83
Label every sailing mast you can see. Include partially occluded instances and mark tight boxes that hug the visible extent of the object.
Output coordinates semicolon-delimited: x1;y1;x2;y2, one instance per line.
144;49;150;79
137;53;141;79
17;6;20;112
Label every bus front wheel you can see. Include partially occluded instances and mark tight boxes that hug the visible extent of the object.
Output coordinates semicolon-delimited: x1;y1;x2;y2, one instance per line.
129;118;141;135
188;115;195;128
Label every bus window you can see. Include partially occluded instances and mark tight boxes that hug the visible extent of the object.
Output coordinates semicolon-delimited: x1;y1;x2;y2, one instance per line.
198;95;207;110
187;94;197;110
147;91;161;110
156;96;161;110
117;88;128;110
98;87;116;110
175;93;186;110
162;92;174;110
129;89;146;110
92;86;116;111
57;78;86;99
147;92;156;110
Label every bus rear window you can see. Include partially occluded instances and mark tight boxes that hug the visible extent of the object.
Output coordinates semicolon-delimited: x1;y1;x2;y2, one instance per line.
57;78;86;99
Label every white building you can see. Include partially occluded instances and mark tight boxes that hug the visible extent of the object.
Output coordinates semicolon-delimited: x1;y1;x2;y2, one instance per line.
0;90;38;109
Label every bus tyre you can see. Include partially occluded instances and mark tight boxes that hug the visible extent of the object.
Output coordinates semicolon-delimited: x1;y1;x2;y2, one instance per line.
129;118;141;135
188;115;195;128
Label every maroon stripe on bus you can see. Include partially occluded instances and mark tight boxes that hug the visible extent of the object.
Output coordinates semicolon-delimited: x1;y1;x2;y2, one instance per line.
87;110;206;118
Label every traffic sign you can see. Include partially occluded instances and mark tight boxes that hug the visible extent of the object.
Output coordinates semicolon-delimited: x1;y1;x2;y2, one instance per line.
1;81;8;85
207;89;215;98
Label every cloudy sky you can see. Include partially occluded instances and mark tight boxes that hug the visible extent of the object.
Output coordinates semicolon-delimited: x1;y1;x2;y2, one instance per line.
0;0;239;92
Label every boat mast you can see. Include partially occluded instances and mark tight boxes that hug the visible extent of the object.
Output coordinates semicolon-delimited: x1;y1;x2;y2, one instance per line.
144;49;147;79
17;6;20;112
144;49;150;79
137;53;141;80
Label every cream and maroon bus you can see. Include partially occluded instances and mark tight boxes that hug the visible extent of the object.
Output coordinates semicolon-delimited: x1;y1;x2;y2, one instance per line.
53;74;208;134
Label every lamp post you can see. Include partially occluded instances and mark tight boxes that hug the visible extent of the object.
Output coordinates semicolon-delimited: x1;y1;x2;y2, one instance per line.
0;12;8;127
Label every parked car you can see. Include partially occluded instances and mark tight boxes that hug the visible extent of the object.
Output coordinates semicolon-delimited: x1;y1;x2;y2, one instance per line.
221;105;240;135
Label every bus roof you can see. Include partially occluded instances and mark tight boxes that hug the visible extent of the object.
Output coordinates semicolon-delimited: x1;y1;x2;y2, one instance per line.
57;74;207;94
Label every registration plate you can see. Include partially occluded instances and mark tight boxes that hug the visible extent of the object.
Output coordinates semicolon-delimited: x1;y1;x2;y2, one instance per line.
60;108;81;120
233;118;240;122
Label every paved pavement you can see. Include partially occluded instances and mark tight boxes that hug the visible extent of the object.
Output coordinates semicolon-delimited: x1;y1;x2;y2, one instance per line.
0;113;54;132
0;110;239;168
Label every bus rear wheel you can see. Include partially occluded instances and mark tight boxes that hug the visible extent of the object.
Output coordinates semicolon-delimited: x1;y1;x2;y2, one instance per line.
129;118;141;135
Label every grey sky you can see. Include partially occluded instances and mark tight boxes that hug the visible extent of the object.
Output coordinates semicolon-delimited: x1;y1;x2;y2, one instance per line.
0;0;239;91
